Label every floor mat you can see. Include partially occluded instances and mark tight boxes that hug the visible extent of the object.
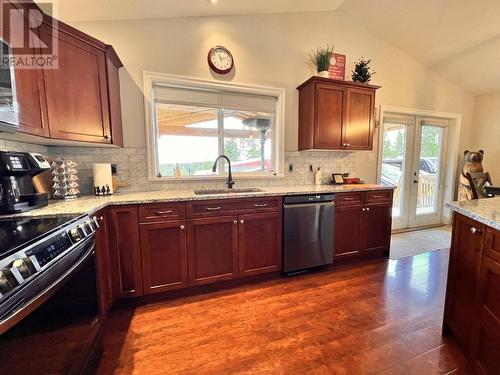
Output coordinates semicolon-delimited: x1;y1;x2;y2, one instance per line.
390;226;452;259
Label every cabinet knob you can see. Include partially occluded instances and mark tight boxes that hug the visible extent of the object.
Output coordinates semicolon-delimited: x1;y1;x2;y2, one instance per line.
233;220;237;224
104;134;110;140
366;207;370;211
240;220;245;224
180;225;185;230
361;208;366;211
346;143;350;147
470;227;482;235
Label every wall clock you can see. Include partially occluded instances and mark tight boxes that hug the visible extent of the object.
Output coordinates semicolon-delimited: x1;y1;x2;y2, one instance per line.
207;46;234;74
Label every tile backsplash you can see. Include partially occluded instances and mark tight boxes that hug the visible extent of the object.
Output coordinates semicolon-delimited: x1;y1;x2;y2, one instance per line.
1;141;357;194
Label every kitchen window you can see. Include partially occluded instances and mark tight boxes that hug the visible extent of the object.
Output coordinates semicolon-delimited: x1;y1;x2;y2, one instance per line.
143;73;285;180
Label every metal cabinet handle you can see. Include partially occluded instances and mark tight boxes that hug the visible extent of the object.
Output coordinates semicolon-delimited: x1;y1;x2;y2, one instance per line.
344;197;355;201
366;207;370;211
346;143;350;147
180;225;185;230
413;180;419;184
254;203;268;207
240;220;245;224
233;220;237;224
206;207;221;211
373;195;383;198
155;210;173;215
470;227;482;235
361;208;366;211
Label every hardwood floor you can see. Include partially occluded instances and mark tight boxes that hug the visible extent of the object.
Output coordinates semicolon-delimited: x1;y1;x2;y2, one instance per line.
97;249;472;374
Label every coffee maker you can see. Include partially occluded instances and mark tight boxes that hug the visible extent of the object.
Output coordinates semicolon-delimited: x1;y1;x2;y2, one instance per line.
0;151;51;214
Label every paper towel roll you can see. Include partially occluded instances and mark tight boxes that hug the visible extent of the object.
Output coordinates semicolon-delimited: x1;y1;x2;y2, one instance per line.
93;163;113;195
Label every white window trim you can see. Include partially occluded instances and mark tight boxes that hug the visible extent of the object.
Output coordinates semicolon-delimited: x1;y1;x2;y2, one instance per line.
143;71;286;181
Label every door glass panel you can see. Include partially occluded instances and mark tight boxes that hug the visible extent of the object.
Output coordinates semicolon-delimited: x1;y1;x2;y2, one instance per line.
381;123;406;217
416;125;443;215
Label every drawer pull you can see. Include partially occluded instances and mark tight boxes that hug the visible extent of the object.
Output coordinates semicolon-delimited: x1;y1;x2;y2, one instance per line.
206;207;222;211
240;220;245;224
372;195;383;198
343;197;355;201
154;210;173;215
254;203;269;207
233;220;237;224
180;225;185;230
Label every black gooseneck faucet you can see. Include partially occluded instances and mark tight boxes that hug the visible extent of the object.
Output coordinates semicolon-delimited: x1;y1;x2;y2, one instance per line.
212;155;235;189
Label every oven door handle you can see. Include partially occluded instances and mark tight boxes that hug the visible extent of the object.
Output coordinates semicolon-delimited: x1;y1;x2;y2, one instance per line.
0;237;96;335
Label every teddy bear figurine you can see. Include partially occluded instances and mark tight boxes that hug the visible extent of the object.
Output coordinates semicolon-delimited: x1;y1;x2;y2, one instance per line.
457;150;491;200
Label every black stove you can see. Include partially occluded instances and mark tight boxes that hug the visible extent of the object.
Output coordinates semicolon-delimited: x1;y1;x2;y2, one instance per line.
0;215;80;259
0;213;102;374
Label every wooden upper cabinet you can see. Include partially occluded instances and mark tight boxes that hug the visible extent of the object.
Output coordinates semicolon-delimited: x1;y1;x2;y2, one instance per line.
344;88;375;150
40;25;112;144
5;1;123;146
297;77;379;151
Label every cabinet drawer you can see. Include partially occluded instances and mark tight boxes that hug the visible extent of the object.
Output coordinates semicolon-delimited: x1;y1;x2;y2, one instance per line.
365;190;392;205
139;202;185;223
335;192;363;207
187;197;281;218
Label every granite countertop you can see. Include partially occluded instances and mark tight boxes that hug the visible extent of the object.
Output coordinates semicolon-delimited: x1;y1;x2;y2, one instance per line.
446;197;500;231
4;184;393;219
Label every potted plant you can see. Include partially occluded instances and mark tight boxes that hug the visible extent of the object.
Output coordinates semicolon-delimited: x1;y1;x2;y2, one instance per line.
351;58;375;83
308;45;334;78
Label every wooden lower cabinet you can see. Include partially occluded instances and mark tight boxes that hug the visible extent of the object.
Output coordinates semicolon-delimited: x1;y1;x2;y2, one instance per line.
472;256;500;374
334;204;363;259
334;190;392;260
444;214;485;351
94;210;113;316
140;220;188;294
108;206;143;298
187;216;239;286
238;212;281;277
363;203;392;252
444;213;500;374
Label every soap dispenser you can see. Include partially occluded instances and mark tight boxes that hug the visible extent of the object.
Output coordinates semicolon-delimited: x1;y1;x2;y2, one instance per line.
315;167;322;185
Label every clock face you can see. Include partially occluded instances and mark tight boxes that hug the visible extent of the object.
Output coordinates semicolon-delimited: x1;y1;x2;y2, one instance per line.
208;46;234;74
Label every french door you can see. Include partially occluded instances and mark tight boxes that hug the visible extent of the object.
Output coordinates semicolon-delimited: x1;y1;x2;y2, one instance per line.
379;114;448;230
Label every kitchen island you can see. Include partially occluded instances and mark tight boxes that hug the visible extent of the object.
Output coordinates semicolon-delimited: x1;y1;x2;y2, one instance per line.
444;197;500;375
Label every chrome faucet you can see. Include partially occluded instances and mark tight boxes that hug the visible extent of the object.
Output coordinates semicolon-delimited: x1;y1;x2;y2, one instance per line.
212;155;235;189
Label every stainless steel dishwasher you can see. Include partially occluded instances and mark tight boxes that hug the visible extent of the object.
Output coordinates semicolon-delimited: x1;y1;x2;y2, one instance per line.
283;194;334;274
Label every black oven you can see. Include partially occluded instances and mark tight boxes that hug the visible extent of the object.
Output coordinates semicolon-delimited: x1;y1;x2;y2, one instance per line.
0;215;102;374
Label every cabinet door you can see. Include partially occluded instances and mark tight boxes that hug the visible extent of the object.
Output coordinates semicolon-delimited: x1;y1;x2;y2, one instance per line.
187;216;238;286
40;25;112;143
362;203;392;252
444;214;485;352
344;88;375;150
140;220;188;294
94;211;113;316
472;256;500;375
108;206;143;298
238;212;282;277
334;205;363;260
314;84;345;149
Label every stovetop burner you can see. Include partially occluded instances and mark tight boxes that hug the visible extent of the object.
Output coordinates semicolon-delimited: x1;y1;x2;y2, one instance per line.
0;215;80;259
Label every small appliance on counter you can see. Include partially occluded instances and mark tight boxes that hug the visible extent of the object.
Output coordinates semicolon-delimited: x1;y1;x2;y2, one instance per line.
0;151;50;214
51;159;80;199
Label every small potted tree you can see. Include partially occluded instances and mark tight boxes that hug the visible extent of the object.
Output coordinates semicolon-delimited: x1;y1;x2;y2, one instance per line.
308;45;334;78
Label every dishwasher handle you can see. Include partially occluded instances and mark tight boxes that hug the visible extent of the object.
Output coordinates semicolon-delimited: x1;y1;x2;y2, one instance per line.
283;201;334;209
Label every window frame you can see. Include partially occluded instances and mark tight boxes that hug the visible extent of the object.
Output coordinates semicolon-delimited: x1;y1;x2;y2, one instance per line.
143;71;285;181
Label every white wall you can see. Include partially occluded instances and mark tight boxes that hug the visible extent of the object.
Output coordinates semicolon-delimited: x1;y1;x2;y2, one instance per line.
471;92;500;184
70;10;475;183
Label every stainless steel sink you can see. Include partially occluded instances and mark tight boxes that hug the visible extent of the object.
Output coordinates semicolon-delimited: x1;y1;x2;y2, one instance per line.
194;188;264;195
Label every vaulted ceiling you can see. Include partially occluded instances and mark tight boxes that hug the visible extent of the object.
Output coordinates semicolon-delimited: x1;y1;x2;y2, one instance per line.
47;0;500;96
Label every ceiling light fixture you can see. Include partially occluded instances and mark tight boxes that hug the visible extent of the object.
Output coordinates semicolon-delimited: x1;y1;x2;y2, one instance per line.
207;0;218;4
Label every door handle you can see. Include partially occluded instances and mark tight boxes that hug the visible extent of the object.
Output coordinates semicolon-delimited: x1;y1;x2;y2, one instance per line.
413;180;419;184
